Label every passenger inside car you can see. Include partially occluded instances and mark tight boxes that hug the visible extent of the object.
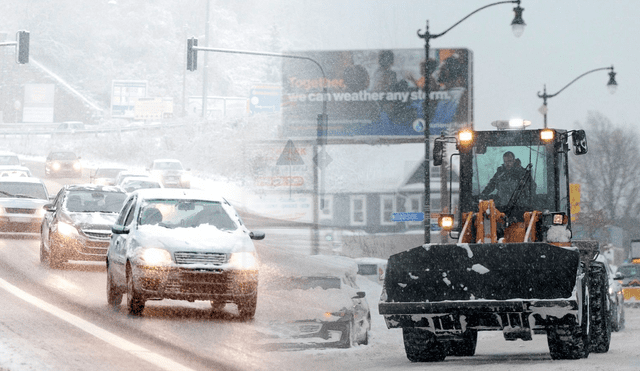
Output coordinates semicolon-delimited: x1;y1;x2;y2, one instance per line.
66;195;83;212
190;204;237;230
141;207;163;225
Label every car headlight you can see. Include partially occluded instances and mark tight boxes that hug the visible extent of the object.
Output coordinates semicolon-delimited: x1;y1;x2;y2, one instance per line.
52;162;61;171
57;222;78;236
73;161;82;171
181;172;192;182
140;248;172;266
228;252;258;270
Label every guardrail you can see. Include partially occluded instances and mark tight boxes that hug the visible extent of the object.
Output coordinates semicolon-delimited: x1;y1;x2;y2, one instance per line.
0;121;183;137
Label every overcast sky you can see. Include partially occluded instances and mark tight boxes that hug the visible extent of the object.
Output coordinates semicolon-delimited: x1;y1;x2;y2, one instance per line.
279;0;633;132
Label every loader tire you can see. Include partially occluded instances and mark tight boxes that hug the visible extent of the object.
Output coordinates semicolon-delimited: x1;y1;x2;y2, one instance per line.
547;278;590;360
402;328;447;362
446;329;478;357
589;263;611;353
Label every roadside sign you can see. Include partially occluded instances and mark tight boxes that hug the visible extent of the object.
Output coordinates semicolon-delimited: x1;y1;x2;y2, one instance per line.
250;85;281;114
277;139;305;166
391;212;425;222
313;148;332;170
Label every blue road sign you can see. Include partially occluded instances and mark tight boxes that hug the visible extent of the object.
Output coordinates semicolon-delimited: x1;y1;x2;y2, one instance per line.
391;212;425;222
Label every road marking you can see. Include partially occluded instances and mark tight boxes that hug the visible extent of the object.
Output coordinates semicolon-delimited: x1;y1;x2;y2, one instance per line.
0;277;195;371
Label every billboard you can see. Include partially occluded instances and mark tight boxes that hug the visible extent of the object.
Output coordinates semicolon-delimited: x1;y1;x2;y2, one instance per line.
187;96;248;120
23;84;55;123
282;48;473;140
111;80;148;118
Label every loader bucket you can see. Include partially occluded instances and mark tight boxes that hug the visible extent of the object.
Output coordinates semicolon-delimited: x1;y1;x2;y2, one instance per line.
382;242;581;304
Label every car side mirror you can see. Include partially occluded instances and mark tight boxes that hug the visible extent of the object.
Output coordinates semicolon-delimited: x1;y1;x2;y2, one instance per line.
614;272;624;280
43;203;55;212
111;225;130;235
249;231;265;240
353;291;366;299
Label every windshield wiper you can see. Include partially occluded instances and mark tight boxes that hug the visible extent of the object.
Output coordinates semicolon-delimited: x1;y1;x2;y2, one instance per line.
13;194;38;199
0;190;17;198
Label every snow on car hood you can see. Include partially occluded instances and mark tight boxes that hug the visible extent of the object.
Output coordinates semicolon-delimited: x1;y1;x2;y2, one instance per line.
136;224;254;253
258;286;357;322
0;198;48;208
69;212;119;227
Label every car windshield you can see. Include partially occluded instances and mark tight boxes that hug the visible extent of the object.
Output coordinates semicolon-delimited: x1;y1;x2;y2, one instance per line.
267;276;342;290
0;156;20;165
0;182;47;199
138;199;237;230
65;190;127;213
618;265;640;278
154;161;183;170
50;152;77;160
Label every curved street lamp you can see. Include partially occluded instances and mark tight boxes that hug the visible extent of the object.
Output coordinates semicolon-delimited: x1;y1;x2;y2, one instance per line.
418;0;526;244
538;66;617;128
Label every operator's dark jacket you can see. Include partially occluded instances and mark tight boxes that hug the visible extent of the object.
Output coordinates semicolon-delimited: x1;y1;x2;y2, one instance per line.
481;162;529;207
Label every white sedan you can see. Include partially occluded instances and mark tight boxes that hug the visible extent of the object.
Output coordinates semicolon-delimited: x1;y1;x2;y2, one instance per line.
106;188;265;319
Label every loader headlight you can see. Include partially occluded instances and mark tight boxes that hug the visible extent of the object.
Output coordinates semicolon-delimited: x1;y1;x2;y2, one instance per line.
438;214;455;230
540;129;555;142
458;130;473;144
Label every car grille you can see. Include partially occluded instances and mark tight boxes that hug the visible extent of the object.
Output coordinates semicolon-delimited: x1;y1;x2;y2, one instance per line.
298;324;322;334
5;208;37;214
164;270;229;294
82;229;111;240
174;252;228;265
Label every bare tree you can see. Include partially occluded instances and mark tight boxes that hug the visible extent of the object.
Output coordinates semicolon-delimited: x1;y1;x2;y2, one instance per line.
571;111;640;223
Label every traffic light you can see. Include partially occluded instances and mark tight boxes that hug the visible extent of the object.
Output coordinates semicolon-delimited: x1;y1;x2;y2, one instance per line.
187;37;198;71
16;30;29;64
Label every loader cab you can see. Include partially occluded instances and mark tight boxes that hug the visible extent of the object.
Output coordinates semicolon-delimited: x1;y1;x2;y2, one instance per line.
435;124;587;235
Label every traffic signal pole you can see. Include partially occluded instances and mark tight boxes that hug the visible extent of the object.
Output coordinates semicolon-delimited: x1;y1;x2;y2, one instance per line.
0;31;30;64
185;43;328;255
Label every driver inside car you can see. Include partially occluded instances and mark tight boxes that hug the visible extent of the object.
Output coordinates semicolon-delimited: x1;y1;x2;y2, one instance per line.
480;151;533;211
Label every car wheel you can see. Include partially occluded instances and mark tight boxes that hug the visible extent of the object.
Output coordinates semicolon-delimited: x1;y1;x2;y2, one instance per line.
357;313;371;345
126;264;145;315
237;293;257;321
107;265;123;308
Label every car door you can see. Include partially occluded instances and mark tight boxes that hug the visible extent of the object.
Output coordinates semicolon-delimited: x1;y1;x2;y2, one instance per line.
109;195;137;286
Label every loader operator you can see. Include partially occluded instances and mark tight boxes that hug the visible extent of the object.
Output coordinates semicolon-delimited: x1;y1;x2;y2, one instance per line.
480;151;531;211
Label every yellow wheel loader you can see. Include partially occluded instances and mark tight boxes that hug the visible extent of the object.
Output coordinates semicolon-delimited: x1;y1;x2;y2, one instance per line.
379;122;611;361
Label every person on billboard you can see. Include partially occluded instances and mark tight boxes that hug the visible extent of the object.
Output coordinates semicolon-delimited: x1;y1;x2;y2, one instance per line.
371;50;398;92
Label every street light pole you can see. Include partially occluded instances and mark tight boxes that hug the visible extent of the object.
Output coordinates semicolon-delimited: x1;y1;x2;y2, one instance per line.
538;66;617;128
417;0;525;244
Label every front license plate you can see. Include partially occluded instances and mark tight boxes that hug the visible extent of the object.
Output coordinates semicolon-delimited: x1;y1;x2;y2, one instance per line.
10;217;32;223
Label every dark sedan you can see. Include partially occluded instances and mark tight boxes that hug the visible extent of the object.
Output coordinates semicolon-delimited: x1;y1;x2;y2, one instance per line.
257;255;371;349
45;151;82;178
40;184;127;268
